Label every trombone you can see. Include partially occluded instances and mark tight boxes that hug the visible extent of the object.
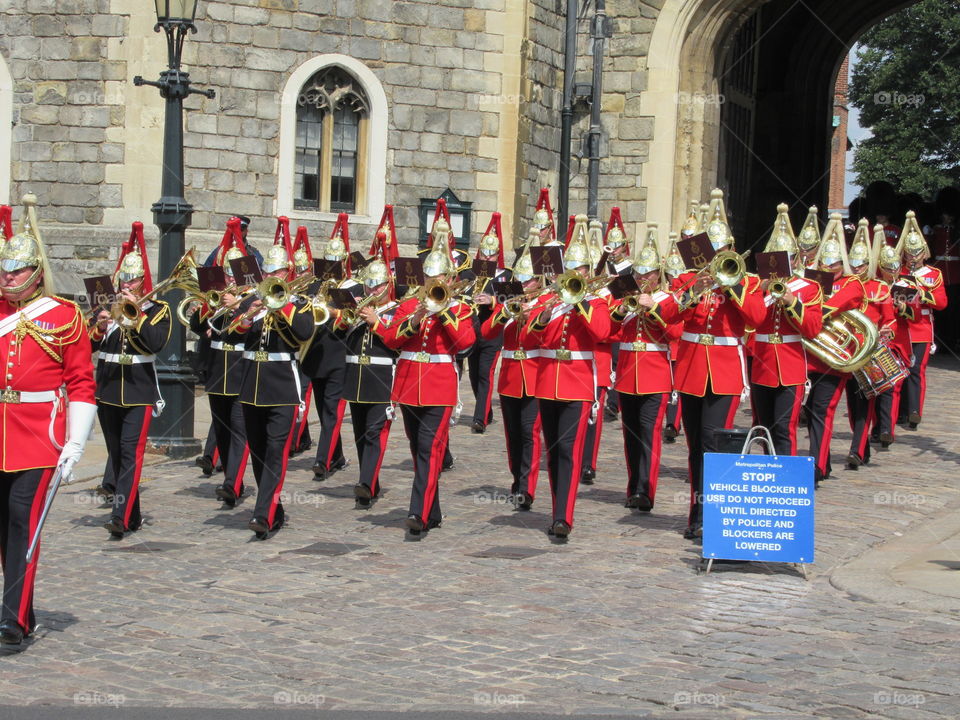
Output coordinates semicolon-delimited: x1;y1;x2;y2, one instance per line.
111;248;199;329
674;249;748;306
418;277;472;314
225;277;296;331
551;270;609;306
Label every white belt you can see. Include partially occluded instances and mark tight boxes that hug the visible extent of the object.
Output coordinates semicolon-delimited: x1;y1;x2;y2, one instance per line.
210;341;238;351
754;333;802;344
681;332;740;347
241;351;293;362
617;342;668;353
502;349;543;361
345;354;394;366
100;353;155;365
921;309;931;316
399;351;453;363
0;389;58;404
540;349;594;360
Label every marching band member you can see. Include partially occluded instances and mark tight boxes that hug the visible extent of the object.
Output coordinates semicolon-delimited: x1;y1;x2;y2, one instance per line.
90;224;171;539
796;207;822;270
467;215;507;434
335;258;399;507
227;244;315;539
302;216;351;479
662;232;687;442
650;190;765;539
873;238;913;448
844;220;881;469
376;220;475;535
201;219;249;507
0;196;97;645
288;225;316;457
523;216;611;539
602;209;632;421
749;205;823;457
609;240;675;511
803;214;865;486
480;236;543;510
896;212;947;430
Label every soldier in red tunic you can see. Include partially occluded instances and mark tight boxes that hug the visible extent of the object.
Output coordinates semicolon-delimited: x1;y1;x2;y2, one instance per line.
0;195;97;645
651;190;766;539
523;216;611;540
376;220;476;535
750;205;823;457
896;212;948;430
874;239;913;447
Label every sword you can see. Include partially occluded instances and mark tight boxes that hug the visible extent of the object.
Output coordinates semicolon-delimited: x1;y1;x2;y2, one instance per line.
25;465;65;564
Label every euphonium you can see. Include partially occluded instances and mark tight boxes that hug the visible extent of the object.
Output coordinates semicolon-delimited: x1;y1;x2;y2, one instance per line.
801;308;879;373
112;248;200;329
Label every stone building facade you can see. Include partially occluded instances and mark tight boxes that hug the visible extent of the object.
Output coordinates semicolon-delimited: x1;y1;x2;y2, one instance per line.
0;0;920;294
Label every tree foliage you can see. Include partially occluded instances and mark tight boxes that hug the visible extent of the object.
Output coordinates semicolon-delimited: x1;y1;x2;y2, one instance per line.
849;0;960;196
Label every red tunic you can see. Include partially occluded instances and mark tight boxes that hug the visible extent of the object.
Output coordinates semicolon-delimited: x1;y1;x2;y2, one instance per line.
0;295;96;471
376;298;475;406
654;274;767;396
806;275;866;375
610;290;675;395
480;301;540;398
901;265;948;344
522;294;611;402
750;276;823;388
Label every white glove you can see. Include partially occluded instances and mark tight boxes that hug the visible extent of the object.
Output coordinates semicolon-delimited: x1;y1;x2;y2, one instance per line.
57;401;98;484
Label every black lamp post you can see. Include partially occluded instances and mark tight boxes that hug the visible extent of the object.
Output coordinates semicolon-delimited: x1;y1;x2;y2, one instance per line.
133;0;214;457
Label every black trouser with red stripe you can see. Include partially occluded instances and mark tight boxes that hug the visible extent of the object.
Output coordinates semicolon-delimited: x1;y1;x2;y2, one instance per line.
209;393;249;498
680;389;737;528
468;338;500;426
350;402;392;497
901;342;931;421
581;387;606;474
242;403;297;528
846;378;873;464
203;423;218;464
500;394;541;499
310;374;345;471
0;467;54;634
619;392;668;504
804;371;846;482
873;383;902;441
538;399;590;526
401;405;452;526
98;403;152;531
751;383;805;456
294;382;313;451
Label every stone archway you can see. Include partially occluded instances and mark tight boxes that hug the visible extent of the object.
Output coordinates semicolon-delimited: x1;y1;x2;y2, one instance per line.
642;0;922;244
0;51;11;205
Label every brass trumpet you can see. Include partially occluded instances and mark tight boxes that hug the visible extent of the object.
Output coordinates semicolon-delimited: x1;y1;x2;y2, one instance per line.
112;248;199;329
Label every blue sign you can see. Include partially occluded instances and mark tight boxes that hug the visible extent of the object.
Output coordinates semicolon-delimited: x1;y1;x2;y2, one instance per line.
702;453;815;564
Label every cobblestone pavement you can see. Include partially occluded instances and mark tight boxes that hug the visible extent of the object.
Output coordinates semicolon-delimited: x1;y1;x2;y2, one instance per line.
2;357;960;719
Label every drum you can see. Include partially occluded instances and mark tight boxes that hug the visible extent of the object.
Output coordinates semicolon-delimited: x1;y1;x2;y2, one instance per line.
852;344;909;398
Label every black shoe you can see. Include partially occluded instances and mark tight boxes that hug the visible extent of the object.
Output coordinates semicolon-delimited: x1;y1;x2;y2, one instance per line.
581;467;595;485
514;492;533;511
426;518;442;531
441;456;456;471
471;421;485;434
216;486;238;508
103;517;125;539
248;516;270;537
846;453;862;470
663;424;678;443
908;411;921;426
354;484;373;500
634;493;653;512
329;457;349;475
195;455;215;476
405;514;424;534
880;432;893;449
625;494;640;509
0;619;24;646
908;421;918;430
604;407;619;422
683;523;703;540
312;463;328;481
296;440;312;454
550;520;571;539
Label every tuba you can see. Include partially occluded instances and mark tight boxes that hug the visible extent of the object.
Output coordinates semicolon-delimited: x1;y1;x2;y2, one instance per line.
801;308;879;374
112;248;200;329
